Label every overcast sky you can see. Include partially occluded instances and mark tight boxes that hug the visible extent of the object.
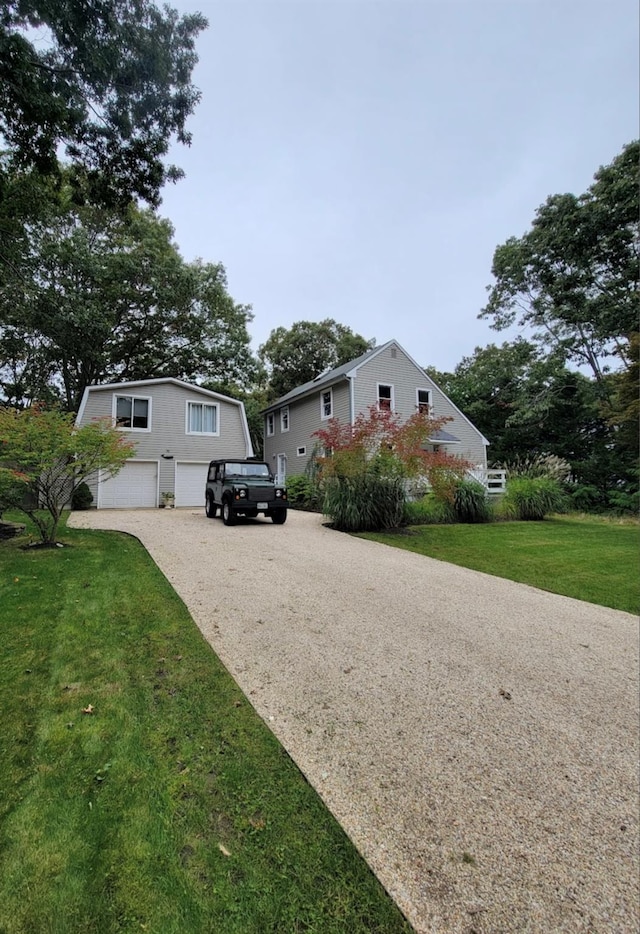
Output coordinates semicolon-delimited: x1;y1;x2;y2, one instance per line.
159;0;639;373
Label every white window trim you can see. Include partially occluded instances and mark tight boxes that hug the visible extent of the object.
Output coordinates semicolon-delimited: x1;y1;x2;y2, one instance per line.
377;383;394;411
280;405;290;433
185;400;220;437
416;388;432;414
320;388;333;420
266;413;275;437
296;446;306;457
112;393;152;433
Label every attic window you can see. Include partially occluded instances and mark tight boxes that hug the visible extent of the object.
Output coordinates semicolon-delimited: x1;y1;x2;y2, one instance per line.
417;389;431;414
377;384;393;411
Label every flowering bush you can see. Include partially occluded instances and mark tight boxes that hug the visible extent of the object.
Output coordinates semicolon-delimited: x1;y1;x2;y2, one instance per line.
312;406;470;531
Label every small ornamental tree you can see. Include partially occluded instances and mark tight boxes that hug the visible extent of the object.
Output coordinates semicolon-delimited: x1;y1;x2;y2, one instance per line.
0;406;134;544
313;406;470;531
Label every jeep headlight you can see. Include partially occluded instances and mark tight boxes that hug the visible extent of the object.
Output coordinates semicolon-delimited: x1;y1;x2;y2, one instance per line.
233;486;248;500
275;488;287;499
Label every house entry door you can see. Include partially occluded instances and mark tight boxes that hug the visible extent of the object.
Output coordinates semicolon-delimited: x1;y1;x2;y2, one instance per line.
276;453;287;486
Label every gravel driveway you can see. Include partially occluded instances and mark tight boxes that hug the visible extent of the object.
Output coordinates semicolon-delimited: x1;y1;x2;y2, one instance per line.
68;507;639;933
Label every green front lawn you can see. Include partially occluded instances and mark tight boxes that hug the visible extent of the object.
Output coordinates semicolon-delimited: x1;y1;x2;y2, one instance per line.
0;518;410;934
360;515;639;615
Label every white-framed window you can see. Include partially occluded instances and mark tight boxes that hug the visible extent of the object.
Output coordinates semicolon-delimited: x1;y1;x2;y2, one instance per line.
377;383;394;411
186;401;219;435
296;446;306;457
280;406;290;432
266;413;275;437
320;388;333;419
113;394;151;431
416;388;432;414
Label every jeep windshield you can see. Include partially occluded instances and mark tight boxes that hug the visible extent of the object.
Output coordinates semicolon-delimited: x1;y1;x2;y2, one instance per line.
224;463;271;479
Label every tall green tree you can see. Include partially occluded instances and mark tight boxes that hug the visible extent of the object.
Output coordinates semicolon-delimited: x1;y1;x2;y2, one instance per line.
480;140;639;388
0;195;257;410
0;0;207;207
427;341;612;486
259;319;375;399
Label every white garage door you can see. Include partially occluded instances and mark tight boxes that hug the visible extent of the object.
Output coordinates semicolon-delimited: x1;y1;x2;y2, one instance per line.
175;462;209;507
98;461;158;508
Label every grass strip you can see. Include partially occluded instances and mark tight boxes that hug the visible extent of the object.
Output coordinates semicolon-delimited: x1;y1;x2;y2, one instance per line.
0;520;411;934
359;515;639;615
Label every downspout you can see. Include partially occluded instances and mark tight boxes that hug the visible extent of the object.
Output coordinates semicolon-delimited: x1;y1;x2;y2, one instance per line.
348;375;355;426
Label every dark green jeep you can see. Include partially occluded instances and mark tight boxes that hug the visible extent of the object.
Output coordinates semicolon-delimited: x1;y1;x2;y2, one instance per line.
205;460;288;525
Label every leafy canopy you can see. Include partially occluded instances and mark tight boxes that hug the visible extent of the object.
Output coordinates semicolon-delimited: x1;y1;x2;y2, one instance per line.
0;0;207;207
0;192;257;410
427;340;605;475
481;140;639;385
0;406;134;543
259;319;375;399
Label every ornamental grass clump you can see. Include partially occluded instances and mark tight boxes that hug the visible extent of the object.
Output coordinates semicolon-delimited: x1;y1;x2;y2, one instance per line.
500;454;573;483
452;479;492;523
323;473;406;532
502;476;567;521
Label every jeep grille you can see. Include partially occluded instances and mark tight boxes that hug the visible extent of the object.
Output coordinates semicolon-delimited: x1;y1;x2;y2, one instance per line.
247;485;274;503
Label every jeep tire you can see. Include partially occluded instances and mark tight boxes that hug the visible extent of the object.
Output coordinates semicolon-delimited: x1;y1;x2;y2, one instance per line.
271;511;287;524
222;498;237;526
205;494;218;519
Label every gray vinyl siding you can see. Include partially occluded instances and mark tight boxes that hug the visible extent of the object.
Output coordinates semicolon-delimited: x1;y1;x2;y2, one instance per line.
264;382;350;477
78;383;249;502
354;345;487;467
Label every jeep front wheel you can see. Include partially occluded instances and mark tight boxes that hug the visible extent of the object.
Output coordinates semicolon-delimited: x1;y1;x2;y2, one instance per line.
205;495;218;519
271;511;287;525
222;498;237;526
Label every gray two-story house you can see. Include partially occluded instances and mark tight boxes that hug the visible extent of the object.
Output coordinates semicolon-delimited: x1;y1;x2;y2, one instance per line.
262;340;490;485
76;378;253;508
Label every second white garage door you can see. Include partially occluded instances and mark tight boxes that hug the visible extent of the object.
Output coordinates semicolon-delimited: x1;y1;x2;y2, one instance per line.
98;461;158;508
175;462;209;507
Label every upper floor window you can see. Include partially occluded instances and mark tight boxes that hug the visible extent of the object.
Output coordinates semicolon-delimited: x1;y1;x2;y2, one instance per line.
114;394;151;431
417;388;431;414
187;401;218;435
266;413;275;436
377;384;393;411
320;388;333;419
280;406;290;432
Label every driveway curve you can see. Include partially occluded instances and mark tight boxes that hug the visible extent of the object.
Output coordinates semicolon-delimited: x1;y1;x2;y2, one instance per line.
68;507;639;933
